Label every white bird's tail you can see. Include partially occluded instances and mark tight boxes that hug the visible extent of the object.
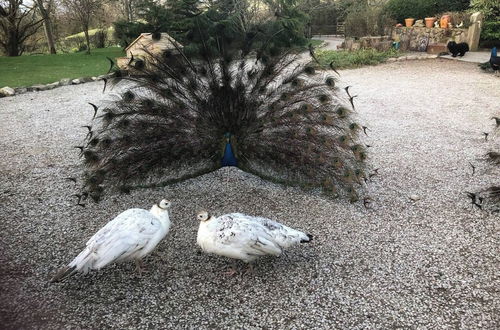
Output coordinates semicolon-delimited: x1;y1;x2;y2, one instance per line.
50;248;94;283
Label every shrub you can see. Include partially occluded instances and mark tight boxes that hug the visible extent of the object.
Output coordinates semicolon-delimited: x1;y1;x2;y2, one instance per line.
315;48;400;69
93;30;107;48
345;3;394;37
385;0;471;23
471;0;500;20
113;21;154;48
480;21;500;48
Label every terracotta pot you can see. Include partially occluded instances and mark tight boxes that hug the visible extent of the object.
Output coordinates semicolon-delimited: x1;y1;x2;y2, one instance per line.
440;15;451;29
405;18;415;27
425;17;436;28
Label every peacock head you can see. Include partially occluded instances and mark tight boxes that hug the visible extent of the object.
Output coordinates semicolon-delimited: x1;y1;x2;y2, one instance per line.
197;211;211;222
158;199;172;210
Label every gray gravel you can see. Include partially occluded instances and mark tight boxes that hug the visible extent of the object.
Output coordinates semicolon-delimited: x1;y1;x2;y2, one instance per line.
1;59;499;329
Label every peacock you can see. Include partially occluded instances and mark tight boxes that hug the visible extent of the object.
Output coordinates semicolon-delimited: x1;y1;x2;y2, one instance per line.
75;31;368;204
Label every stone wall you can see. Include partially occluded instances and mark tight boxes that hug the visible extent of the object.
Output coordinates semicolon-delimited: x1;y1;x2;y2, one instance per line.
342;36;393;51
392;27;468;52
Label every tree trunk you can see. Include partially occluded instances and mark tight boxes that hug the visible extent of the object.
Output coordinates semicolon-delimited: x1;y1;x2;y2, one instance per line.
83;28;91;54
35;0;57;54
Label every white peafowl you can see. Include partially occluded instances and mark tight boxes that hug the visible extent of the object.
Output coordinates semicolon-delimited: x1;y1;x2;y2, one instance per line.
50;199;172;282
196;211;312;274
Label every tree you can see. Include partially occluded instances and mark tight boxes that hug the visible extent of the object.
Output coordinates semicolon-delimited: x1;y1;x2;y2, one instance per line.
0;0;44;56
113;0;172;47
471;0;500;20
61;0;101;54
34;0;56;54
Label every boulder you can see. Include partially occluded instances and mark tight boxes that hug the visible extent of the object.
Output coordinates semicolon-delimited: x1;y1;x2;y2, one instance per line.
14;87;27;94
31;84;48;91
59;78;72;86
71;78;82;84
0;86;15;97
45;82;60;90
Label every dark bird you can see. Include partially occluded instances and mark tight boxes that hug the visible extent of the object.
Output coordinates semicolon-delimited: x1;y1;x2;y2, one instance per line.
88;103;98;119
447;41;469;57
483;132;489;141
362;126;369;136
78;32;367;202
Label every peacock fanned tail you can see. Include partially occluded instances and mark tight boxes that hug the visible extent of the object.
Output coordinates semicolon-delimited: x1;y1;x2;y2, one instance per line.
78;32;367;202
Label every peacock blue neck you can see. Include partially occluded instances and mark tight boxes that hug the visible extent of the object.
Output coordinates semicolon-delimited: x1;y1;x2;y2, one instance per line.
221;133;238;167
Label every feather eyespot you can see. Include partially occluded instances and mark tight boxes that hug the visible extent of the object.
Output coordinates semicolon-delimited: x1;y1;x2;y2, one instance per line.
304;66;315;75
134;59;145;70
123;91;135;102
318;94;329;104
336;107;348;118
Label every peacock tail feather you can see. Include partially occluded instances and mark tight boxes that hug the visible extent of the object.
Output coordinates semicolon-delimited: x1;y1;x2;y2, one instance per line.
77;32;368;202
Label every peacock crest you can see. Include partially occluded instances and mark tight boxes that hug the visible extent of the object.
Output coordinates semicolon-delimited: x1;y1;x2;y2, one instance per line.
75;32;369;204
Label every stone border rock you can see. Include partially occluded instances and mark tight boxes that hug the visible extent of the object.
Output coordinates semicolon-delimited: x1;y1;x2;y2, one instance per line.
0;54;441;98
0;73;115;98
385;53;439;62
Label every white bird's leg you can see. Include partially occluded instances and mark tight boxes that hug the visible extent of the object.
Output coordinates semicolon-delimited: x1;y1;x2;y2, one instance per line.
222;260;239;277
243;263;254;275
135;259;148;275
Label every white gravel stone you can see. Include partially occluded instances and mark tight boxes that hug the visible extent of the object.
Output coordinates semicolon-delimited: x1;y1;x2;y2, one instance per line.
0;60;498;329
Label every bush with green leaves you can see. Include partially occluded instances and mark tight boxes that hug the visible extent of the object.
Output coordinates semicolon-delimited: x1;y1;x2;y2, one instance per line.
344;1;394;37
113;0;171;47
384;0;471;23
471;0;500;20
480;21;500;48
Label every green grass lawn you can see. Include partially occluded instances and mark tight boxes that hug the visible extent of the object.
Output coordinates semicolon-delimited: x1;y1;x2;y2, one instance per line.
309;39;324;47
315;48;400;69
0;47;124;88
65;27;114;40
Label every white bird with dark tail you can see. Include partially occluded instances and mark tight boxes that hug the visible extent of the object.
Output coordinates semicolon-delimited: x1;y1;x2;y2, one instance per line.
50;199;172;282
196;211;312;272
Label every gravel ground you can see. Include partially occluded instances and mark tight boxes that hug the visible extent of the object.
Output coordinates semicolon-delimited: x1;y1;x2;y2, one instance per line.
1;59;499;329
